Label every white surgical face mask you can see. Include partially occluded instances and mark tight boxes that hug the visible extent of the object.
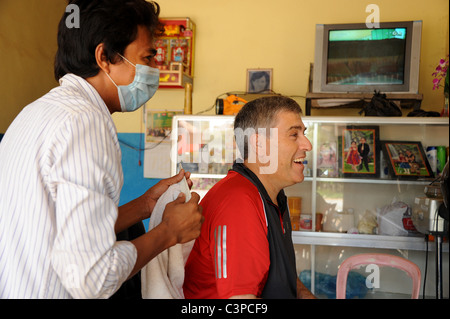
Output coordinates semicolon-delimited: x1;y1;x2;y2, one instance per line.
105;54;160;112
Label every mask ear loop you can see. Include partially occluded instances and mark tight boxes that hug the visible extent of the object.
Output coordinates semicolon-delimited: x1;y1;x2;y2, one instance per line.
117;53;141;165
118;53;136;68
104;71;118;87
104;53;136;86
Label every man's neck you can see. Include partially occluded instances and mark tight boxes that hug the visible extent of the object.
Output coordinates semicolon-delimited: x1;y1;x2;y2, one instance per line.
244;161;280;206
86;73;120;114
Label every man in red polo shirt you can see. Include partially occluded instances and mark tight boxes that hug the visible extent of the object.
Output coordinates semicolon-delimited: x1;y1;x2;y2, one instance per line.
183;96;315;299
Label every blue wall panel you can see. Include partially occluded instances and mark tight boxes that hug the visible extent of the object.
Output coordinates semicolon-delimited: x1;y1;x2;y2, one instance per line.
118;132;161;230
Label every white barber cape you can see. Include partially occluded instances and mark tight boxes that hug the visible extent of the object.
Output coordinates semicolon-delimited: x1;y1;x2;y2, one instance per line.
141;184;194;299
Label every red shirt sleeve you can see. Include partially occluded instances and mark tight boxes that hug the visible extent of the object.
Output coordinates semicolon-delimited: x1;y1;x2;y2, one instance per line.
208;190;269;298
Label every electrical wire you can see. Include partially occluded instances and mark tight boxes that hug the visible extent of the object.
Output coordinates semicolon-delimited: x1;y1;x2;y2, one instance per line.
432;207;444;299
120;90;309;162
423;234;429;299
194;90;306;115
428;174;443;185
194;91;246;115
195;103;215;114
118;130;171;152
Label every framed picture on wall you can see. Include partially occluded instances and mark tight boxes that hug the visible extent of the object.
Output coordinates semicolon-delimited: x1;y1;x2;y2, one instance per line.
317;141;339;177
246;68;273;93
381;141;434;180
341;125;380;178
143;109;182;179
145;110;182;143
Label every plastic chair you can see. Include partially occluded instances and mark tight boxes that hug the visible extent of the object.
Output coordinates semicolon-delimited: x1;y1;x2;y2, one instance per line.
336;253;421;299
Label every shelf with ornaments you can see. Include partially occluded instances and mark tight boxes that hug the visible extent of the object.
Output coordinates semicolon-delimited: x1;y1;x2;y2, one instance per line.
156;18;195;89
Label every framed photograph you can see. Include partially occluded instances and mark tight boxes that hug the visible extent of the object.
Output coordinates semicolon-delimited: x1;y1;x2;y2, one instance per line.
143;110;182;179
246;68;273;93
381;141;434;179
317;141;339;177
341;126;380;178
145;110;182;143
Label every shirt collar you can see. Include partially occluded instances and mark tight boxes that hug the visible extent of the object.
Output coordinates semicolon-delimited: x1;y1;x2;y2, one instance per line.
232;162;287;212
59;73;111;117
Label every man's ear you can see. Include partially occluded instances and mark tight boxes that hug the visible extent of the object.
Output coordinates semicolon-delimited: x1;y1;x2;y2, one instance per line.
94;43;111;74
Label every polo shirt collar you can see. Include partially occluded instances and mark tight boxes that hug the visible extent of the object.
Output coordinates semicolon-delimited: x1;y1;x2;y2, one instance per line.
232;162;287;213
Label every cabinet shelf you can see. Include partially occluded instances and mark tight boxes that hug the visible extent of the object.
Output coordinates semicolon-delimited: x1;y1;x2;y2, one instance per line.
193;175;434;185
309;177;435;185
292;231;449;252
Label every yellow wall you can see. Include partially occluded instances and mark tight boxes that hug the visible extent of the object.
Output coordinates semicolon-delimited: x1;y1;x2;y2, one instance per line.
1;0;448;133
0;0;66;132
114;0;450;131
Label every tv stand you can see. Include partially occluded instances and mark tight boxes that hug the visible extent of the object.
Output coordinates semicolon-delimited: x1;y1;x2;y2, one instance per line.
305;92;423;116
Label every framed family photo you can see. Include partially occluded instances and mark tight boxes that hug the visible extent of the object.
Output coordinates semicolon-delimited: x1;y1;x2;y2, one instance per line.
381;141;434;180
246;68;273;93
341;126;380;178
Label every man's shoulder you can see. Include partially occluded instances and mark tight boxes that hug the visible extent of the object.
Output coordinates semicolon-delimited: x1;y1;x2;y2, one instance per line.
39;74;108;117
205;170;260;199
201;170;264;218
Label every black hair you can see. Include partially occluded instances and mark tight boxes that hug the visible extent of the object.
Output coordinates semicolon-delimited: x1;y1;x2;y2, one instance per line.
234;96;302;160
54;0;163;81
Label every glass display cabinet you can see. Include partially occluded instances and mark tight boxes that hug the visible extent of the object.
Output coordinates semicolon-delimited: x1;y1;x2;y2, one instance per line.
170;115;235;198
170;115;449;298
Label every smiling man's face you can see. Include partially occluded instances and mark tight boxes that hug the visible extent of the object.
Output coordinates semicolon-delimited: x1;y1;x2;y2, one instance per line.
261;110;312;188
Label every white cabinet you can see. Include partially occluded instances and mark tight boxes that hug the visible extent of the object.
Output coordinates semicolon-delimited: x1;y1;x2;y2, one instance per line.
170;115;449;298
287;117;448;247
288;117;449;299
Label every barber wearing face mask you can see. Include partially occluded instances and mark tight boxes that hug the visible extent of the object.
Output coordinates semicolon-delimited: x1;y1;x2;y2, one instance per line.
0;0;203;299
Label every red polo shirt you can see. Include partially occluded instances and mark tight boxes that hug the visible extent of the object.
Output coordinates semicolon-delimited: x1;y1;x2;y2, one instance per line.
183;170;270;298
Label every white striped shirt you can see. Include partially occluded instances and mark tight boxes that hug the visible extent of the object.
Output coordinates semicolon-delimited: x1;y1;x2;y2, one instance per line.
0;74;137;298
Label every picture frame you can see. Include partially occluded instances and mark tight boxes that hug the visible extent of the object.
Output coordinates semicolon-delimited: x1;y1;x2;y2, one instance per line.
246;68;273;93
145;110;182;143
341;125;380;178
317;141;339;177
381;141;434;180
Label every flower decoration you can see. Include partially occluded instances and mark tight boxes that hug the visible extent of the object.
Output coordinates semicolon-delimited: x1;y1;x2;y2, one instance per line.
432;55;449;94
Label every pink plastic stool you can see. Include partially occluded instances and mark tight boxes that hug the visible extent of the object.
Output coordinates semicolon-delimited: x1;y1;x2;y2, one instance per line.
336;253;421;299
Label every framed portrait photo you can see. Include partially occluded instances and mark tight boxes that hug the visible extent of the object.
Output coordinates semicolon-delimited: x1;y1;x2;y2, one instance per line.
246;68;273;93
341;125;380;178
381;141;434;180
317;141;339;177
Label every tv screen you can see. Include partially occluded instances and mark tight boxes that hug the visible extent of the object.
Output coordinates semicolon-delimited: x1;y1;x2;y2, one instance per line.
313;21;422;94
327;28;407;86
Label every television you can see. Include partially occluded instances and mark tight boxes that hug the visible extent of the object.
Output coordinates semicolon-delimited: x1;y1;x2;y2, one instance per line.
312;21;422;94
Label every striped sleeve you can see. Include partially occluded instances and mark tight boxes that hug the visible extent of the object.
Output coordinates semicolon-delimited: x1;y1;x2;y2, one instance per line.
210;192;270;298
47;109;136;299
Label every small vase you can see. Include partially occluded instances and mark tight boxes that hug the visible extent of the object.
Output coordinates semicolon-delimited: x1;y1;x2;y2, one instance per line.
442;92;449;117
